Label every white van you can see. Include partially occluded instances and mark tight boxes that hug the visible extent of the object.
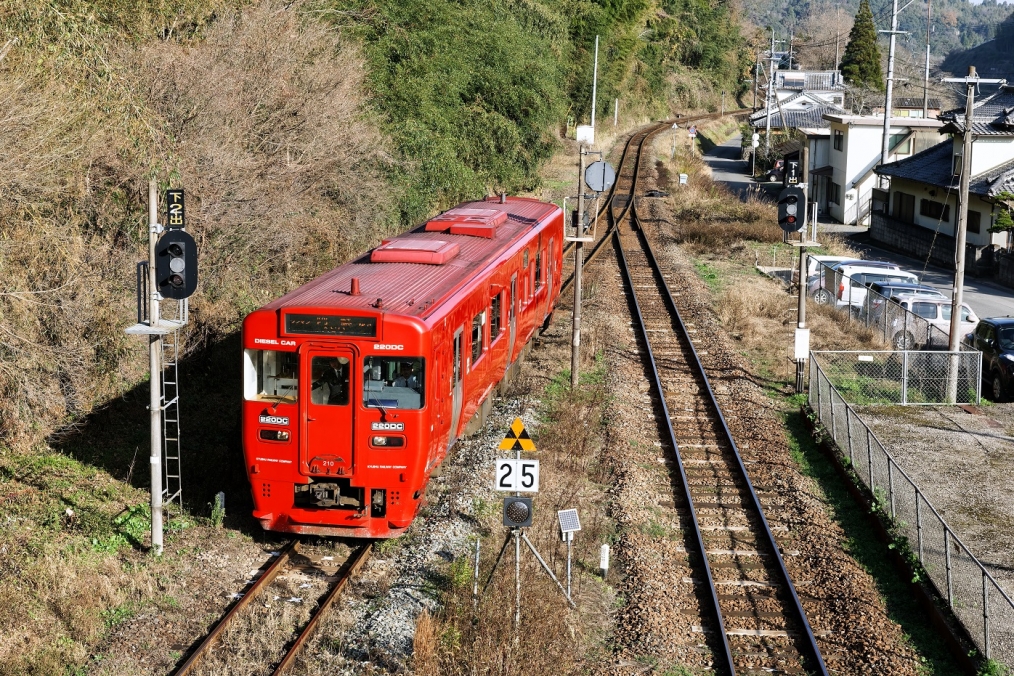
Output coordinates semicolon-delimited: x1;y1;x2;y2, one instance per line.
836;265;919;314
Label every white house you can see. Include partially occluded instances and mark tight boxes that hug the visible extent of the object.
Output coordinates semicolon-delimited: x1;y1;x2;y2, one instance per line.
773;70;845;106
873;85;1014;271
815;114;943;225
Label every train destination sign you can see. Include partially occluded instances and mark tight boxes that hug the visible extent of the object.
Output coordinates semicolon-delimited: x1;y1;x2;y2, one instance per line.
284;314;377;337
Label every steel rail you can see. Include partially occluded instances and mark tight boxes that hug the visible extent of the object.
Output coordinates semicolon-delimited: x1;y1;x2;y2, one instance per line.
560;109;748;296
272;543;372;674
624;201;830;675
612;223;735;672
173;540;299;676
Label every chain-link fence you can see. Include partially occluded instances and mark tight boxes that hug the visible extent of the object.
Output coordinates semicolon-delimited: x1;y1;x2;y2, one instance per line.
810;354;1012;665
812;350;981;405
810;261;977;352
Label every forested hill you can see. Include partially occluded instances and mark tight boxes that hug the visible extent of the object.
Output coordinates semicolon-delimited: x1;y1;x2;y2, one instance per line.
0;0;748;450
941;9;1014;77
743;0;1011;59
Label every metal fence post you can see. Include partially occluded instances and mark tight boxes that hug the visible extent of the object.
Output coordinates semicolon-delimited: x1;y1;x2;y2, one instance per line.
866;428;873;488
983;571;991;659
831;391;837;441
887;457;895;519
901;351;909;405
976;351;982;404
945;528;953;607
916;489;924;563
845;406;854;462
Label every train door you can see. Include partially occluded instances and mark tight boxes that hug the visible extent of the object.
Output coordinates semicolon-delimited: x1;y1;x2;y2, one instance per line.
300;345;355;477
508;273;517;358
450;327;464;439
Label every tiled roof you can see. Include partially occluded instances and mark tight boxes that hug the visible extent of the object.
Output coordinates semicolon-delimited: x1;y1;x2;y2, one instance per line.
895;97;942;109
874;140;1014;197
938;85;1014;136
749;98;847;130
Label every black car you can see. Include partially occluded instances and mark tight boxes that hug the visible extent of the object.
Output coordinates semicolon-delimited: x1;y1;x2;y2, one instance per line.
965;317;1014;402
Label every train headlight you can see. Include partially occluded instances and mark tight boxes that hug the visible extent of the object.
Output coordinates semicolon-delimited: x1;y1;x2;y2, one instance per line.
372;436;387;446
370;436;405;447
259;429;290;442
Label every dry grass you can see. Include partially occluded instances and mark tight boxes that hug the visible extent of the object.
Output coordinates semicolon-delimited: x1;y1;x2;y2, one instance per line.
411;358;615;674
0;1;396;449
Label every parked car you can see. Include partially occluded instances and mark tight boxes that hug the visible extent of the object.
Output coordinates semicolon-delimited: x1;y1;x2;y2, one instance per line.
887;295;979;350
964;317;1014;401
808;259;901;304
865;282;946;321
766;159;784;182
836;267;920;316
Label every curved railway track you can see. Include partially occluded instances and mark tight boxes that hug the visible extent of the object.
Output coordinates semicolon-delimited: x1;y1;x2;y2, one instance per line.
173;541;371;676
575;113;829;674
560;111;733;296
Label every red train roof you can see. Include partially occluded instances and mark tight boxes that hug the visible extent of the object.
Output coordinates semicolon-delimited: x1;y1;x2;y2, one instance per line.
262;197;560;320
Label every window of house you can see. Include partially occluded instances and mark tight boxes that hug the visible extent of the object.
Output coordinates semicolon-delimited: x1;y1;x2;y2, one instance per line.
833;130;844;151
968;210;981;234
889;133;912;155
471;312;485;364
919;199;950;222
830;182;841;205
490;292;502;340
953;151;963;177
893;192;916;224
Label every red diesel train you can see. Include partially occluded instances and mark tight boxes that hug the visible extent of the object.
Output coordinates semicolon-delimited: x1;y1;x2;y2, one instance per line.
241;196;564;537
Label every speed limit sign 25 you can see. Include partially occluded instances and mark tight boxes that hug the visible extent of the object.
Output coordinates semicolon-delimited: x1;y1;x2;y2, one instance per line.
494;459;540;492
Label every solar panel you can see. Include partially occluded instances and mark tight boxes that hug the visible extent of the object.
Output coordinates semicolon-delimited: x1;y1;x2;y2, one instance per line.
557;509;581;534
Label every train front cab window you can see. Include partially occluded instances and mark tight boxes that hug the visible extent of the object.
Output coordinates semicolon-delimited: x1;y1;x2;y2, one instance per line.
362;356;425;409
244;349;298;401
310;356;350;405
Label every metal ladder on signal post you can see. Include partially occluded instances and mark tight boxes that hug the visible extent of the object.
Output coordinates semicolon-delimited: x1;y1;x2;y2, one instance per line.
161;326;183;507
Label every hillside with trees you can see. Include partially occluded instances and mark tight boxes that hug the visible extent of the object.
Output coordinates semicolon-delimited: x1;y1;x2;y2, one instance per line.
742;0;1011;63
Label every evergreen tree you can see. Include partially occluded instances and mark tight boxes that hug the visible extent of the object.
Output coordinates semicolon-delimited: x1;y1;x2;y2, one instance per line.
840;0;884;90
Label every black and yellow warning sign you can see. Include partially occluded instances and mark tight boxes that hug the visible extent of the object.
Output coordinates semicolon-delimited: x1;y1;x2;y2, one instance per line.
499;417;537;452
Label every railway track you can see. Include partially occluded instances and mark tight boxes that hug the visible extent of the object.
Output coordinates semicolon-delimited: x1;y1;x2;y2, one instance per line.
571;113;827;674
173;541;371;676
560;110;738;296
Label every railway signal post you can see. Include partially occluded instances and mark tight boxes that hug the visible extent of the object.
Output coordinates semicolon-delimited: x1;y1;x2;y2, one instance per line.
125;181;196;555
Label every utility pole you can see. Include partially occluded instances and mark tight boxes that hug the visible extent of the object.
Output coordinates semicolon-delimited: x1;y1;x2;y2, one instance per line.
923;0;932;119
796;146;810;392
753;54;760;109
835;6;841;72
788;28;793;70
147;180;164;556
721;90;726;116
879;0;907;186
571;147;586;389
764;29;781;154
942;67;1004;400
590;35;599;133
614;98;618;126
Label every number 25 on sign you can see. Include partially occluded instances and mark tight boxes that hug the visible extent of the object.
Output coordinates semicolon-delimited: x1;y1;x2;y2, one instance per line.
494;459;539;492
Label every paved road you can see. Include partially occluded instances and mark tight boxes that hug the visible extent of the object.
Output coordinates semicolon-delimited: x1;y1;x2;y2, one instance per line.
701;135;1014;320
701;134;755;196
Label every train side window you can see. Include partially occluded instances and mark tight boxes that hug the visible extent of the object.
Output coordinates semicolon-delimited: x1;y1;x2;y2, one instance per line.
490;293;502;339
509;276;517;322
471;311;485;364
453;332;462;384
535;250;542;290
244;349;298;402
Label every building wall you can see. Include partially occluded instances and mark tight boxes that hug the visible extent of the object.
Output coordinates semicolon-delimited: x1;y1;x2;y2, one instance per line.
886;177;1003;248
829;121;920;224
968;136;1014;176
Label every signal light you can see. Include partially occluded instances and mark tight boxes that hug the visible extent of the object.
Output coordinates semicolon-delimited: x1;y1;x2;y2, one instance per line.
155;229;198;299
503;497;533;528
777;187;807;233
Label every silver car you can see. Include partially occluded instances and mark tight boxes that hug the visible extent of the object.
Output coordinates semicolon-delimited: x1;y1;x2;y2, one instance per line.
887;295;979;350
